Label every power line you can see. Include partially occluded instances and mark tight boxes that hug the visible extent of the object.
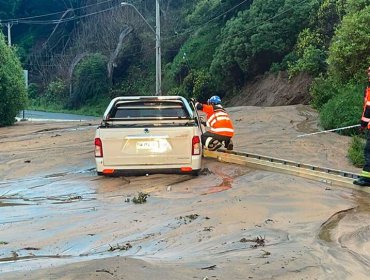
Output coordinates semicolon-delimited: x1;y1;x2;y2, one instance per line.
13;5;120;25
0;0;116;23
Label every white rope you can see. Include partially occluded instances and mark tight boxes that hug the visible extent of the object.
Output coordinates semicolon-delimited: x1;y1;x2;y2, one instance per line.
297;124;360;138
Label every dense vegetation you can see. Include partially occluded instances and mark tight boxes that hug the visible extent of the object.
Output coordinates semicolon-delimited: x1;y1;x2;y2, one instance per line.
0;32;27;126
1;0;370;165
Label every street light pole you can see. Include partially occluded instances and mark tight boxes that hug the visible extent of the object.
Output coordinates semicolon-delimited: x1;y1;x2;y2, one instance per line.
155;0;161;96
121;2;161;96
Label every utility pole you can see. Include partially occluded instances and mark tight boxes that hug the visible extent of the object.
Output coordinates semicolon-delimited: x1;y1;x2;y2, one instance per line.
155;0;162;96
121;2;162;96
6;22;12;46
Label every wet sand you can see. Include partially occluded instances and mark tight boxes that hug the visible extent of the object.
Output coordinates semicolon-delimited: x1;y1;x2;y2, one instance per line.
1;106;369;280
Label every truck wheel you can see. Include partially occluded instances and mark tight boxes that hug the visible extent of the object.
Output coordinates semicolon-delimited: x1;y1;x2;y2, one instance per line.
97;172;104;176
192;170;200;176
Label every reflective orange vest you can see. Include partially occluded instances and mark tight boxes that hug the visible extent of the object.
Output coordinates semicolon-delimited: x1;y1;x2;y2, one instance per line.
203;106;234;137
201;104;214;119
361;87;370;128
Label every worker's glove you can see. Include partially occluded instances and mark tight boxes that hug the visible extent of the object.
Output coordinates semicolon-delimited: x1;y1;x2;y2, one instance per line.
359;126;366;133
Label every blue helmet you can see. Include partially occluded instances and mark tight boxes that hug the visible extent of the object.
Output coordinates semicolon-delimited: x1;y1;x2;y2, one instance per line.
208;95;221;105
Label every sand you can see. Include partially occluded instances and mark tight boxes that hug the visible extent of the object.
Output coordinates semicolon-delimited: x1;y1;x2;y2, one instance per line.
1;105;369;280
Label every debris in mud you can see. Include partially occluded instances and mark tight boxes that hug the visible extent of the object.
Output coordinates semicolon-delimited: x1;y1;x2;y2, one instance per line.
132;192;149;204
96;269;114;276
203;226;214;232
177;214;199;224
22;247;40;251
108;242;132;251
186;214;199;220
51;134;61;138
67;195;82;201
0;241;8;245
124;197;130;203
240;236;266;248
201;264;217;270
264;219;274;224
24;160;31;163
11;251;19;260
261;249;271;258
200;168;214;175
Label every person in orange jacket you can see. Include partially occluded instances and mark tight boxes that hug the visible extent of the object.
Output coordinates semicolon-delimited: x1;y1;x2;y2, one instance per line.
354;66;370;186
195;95;234;151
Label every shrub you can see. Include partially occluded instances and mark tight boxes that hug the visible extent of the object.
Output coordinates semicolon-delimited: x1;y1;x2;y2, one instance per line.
27;83;40;99
0;33;27;126
44;79;68;104
288;46;326;77
348;135;365;167
310;76;337;109
319;82;363;134
70;53;110;108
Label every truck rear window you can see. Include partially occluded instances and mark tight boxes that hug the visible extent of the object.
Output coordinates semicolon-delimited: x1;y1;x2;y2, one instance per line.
110;101;190;119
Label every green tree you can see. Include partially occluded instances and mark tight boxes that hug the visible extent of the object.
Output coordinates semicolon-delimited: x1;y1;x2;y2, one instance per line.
70;53;110;108
328;6;370;83
0;33;27;126
211;0;319;92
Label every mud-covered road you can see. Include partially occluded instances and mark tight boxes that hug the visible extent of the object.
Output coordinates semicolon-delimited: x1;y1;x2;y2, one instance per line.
1;106;370;280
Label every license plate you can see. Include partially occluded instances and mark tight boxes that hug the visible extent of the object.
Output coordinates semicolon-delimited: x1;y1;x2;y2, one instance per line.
136;141;158;150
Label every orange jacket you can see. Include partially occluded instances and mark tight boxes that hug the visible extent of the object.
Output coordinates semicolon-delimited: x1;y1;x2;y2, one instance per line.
201;104;214;119
199;104;234;137
361;87;370;128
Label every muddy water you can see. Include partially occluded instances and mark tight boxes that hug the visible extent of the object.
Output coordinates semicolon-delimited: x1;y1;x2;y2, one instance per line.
1;160;370;279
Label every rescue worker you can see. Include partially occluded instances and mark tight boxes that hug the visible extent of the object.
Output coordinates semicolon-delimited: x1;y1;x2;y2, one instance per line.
195;95;234;151
354;66;370;186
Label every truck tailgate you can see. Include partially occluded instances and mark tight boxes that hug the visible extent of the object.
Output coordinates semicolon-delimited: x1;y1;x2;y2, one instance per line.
99;127;193;166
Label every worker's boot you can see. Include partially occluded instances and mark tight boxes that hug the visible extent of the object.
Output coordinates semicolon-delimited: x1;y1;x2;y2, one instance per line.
223;139;233;151
353;176;370;187
207;139;222;151
226;140;233;151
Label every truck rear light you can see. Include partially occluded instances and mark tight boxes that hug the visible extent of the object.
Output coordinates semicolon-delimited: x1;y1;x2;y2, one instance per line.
103;169;115;174
192;136;201;155
95;138;103;157
181;167;193;172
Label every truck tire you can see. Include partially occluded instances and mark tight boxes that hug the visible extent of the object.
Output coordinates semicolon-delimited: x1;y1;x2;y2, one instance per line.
192;169;201;176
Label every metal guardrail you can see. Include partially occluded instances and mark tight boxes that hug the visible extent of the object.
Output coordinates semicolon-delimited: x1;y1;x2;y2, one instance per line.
203;149;368;193
219;149;359;180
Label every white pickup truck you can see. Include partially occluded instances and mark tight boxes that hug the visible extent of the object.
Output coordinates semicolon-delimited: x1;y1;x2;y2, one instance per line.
94;96;202;176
